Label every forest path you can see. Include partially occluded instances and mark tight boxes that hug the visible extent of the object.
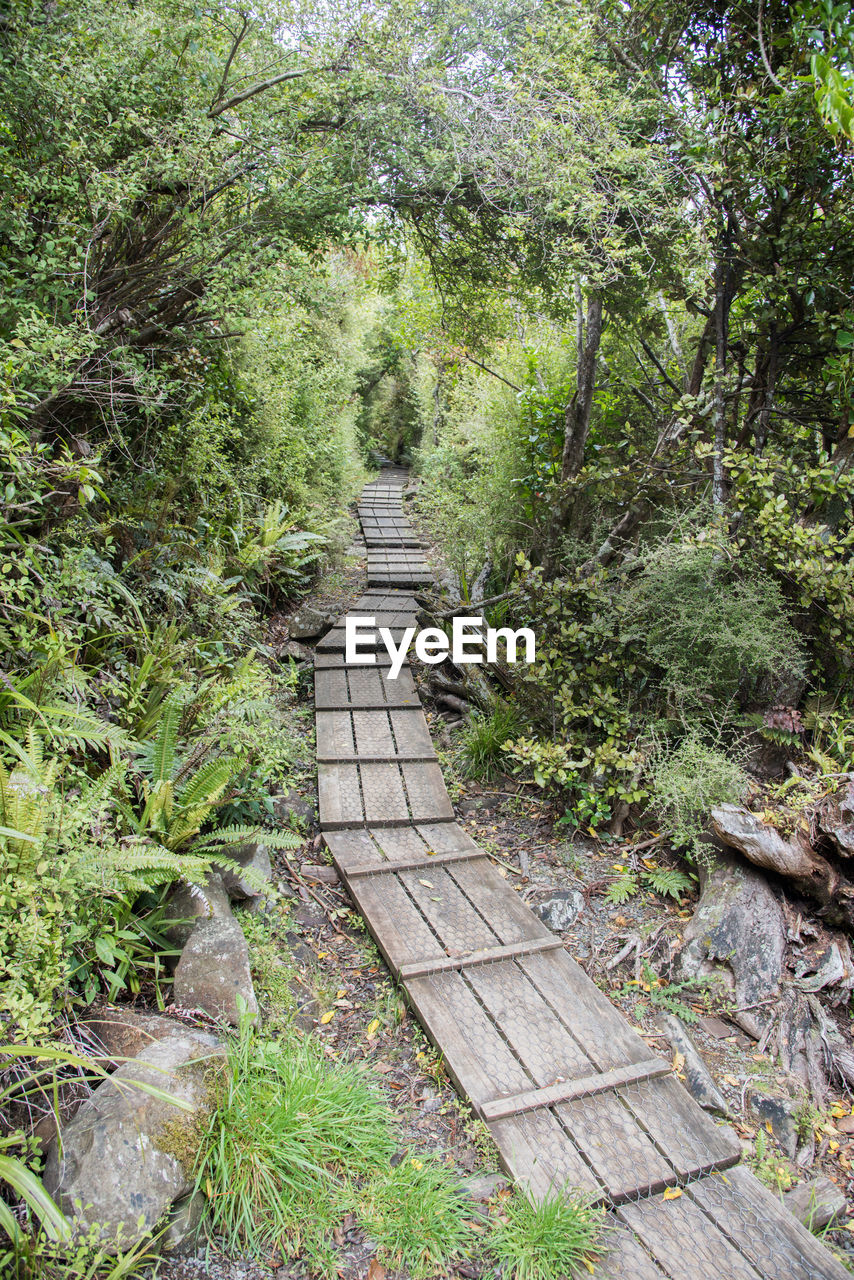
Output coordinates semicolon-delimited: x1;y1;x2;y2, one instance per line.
314;468;847;1280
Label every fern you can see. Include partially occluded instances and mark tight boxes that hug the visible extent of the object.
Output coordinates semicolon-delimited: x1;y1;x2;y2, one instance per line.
643;867;694;902
604;872;640;905
143;693;182;784
200;824;302;851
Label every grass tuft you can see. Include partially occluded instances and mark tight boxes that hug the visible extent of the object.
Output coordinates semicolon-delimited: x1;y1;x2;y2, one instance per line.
359;1155;474;1278
461;702;526;781
488;1188;606;1280
193;1031;395;1267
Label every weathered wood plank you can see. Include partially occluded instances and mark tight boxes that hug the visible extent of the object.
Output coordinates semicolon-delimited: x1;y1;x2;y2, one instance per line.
488;1108;603;1201
360;762;410;824
481;1059;670;1123
401;761;455;820
404;971;533;1107
397;866;499;957
622;1075;741;1179
399;937;562;980
345;849;487;878
317;762;363;827
519;949;656;1070
618;1187;765;1280
591;1224;670;1280
556;1092;676;1203
345;872;443;974
315;710;354;759
686;1166;852;1280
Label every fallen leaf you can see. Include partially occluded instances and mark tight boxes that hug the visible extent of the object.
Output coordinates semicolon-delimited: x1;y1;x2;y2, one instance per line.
672;1051;685;1074
663;1187;682;1201
367;1018;380;1037
368;1260;387;1280
418;879;435;888
320;1011;334;1024
722;1075;739;1087
336;988;346;998
838;1116;854;1134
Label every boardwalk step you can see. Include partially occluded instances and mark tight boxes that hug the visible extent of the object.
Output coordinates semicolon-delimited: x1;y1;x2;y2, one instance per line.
480;1057;671;1121
399;935;563;980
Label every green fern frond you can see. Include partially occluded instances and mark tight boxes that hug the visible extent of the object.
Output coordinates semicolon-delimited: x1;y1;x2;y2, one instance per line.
643;867;694;902
604;873;640;906
201;824;302;850
146;695;182;784
178;756;242;809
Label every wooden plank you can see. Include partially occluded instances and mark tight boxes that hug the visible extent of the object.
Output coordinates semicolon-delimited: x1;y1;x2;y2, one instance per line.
592;1224;669;1280
415;821;481;852
556;1092;676;1203
345;872;443;974
345;849;487;878
353;709;395;755
481;1060;671;1122
323;828;378;870
450;860;555;944
404;970;533;1107
488;1108;603;1202
318;753;436;764
314;667;348;709
317;762;363;827
398;865;498;957
520;949;657;1071
622;1075;741;1179
390;709;435;755
401;761;455;820
315;710;354;759
686;1166;852;1280
399;936;562;980
618;1187;765;1280
467;959;594;1088
360;762;410;824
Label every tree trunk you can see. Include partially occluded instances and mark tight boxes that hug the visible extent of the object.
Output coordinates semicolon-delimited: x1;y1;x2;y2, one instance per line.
561;290;603;483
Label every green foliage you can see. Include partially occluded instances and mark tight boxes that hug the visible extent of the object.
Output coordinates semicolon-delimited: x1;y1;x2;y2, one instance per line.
604;864;694;906
359;1157;473;1278
487;1187;606;1280
193;1030;396;1266
649;733;750;860
461;702;527;781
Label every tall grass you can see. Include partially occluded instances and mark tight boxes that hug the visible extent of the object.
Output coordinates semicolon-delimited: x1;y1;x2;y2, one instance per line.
461;702;526;781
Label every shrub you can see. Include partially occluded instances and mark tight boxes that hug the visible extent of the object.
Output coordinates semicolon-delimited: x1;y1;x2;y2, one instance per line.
649;732;750;860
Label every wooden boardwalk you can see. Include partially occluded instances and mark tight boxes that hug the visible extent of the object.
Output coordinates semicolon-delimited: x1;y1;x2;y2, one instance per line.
315;468;848;1279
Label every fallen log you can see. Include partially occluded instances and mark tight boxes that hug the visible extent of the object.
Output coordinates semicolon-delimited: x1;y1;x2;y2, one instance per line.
711;803;854;932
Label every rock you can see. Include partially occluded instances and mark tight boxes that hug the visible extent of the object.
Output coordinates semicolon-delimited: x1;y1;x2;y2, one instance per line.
531;890;584;933
660;1013;732;1117
785;1177;847;1231
164;874;232;949
215;842;272;900
80;1008;190;1067
43;1028;224;1246
272;787;315;828
162;1189;208;1254
299;862;340;885
749;1090;801;1159
282;639;312;662
173;917;258;1026
287;606;336;640
460;1173;510;1202
676;845;786;1039
696;1015;738;1040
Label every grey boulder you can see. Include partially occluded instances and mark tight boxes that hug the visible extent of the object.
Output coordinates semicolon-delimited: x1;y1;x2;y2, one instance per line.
784;1176;847;1231
43;1028;223;1246
163;873;232;948
531;889;584;933
215;842;272;900
173;916;258;1025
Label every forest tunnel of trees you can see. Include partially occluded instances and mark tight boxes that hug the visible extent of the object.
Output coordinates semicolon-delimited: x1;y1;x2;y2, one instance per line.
2;0;854;1273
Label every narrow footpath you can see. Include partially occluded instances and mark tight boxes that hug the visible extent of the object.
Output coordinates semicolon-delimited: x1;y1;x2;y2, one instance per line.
314;468;847;1279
